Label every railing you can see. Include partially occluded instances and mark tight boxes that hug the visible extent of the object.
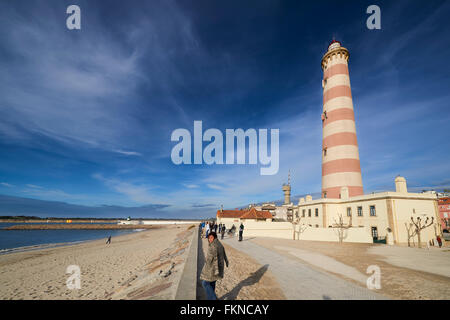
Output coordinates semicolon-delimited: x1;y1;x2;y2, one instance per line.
373;236;386;244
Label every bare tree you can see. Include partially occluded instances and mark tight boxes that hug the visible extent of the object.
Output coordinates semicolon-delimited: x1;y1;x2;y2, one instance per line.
292;218;308;240
405;222;417;247
332;214;352;243
410;216;434;248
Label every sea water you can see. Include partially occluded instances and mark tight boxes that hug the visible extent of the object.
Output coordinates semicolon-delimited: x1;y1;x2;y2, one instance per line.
0;223;139;253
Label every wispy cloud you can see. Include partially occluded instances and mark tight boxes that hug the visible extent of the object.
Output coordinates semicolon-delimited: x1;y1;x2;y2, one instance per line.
92;174;155;203
0;182;13;188
183;184;199;189
207;184;225;191
25;184;43;189
113;150;143;156
191;203;216;208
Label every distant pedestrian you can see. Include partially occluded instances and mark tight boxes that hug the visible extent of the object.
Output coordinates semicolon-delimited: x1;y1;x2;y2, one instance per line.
239;223;244;241
214;224;218;233
200;232;229;300
205;223;210;239
106;236;111;244
200;222;205;237
437;235;442;248
220;225;225;240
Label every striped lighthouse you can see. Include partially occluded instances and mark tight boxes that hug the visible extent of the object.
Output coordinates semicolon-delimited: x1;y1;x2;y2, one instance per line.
321;40;363;199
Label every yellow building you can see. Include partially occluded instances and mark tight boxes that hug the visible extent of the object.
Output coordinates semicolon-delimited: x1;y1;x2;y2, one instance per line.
294;176;440;246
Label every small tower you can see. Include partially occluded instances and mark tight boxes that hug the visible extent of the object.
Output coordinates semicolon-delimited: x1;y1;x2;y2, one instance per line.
395;176;407;194
282;170;291;205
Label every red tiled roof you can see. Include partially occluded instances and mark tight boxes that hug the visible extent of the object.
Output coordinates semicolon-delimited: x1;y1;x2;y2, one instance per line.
217;207;272;220
241;208;272;219
216;210;243;218
439;197;450;204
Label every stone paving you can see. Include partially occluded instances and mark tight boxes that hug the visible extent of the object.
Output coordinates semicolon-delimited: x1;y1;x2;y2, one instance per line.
222;237;387;300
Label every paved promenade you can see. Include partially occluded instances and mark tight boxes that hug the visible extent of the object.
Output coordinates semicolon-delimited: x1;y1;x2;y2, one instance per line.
222;237;386;300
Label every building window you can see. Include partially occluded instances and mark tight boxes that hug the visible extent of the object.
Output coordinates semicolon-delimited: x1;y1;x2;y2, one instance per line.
295;211;299;218
323;192;327;198
302;209;305;217
371;227;378;240
315;224;319;228
370;205;376;216
357;206;363;217
347;207;351;217
308;209;311;217
315;208;319;217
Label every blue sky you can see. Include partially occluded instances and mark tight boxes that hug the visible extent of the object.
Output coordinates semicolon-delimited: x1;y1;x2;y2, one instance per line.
0;0;449;218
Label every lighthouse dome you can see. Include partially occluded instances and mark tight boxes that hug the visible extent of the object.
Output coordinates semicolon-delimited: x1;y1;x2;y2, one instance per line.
328;40;341;51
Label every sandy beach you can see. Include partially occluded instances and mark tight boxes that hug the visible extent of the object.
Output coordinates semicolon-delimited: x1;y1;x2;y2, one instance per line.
0;224;195;300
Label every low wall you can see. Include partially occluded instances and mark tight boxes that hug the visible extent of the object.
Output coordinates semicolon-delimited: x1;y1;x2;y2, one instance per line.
241;221;373;243
175;225;199;300
243;221;294;239
297;226;373;243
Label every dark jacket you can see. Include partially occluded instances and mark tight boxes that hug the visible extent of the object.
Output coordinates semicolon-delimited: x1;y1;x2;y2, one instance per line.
200;238;229;282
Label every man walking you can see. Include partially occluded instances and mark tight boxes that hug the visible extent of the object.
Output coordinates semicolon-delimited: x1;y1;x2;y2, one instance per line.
239;223;244;241
200;232;229;300
106;235;111;244
220;225;226;240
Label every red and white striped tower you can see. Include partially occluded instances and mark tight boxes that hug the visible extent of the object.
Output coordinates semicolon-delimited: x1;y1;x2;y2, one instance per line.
321;40;363;199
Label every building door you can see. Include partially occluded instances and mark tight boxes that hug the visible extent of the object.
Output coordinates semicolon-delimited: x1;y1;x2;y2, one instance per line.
371;227;378;241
